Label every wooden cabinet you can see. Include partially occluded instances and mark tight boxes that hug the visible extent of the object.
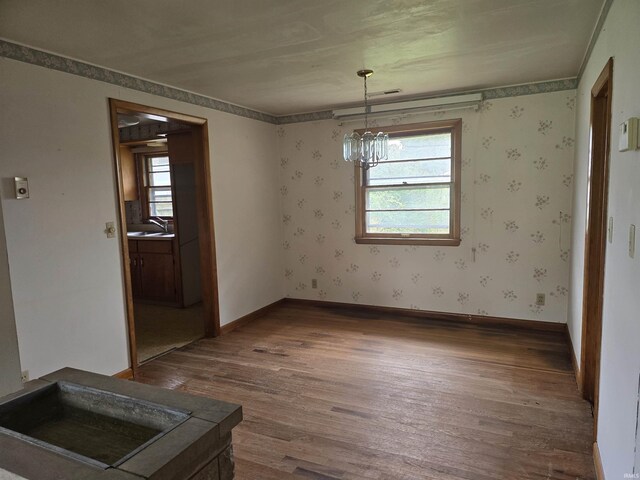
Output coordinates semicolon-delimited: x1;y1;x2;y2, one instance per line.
128;239;177;303
139;252;175;301
120;145;138;201
128;240;142;298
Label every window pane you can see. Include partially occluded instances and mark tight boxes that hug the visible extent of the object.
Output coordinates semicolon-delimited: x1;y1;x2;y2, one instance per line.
387;133;451;161
150;202;173;217
368;158;451;186
150;157;170;170
366;210;450;234
149;171;171;186
149;187;172;202
366;185;450;210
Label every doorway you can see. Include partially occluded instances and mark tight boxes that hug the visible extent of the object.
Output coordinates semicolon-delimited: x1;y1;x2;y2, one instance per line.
109;100;220;375
580;58;613;436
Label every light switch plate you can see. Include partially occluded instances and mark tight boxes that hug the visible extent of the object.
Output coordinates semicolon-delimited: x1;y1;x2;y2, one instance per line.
630;224;636;259
105;222;116;239
619;117;639;151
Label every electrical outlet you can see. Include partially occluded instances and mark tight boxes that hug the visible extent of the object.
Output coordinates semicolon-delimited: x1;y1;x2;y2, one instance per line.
21;370;29;383
14;177;29;199
311;279;318;289
535;293;545;306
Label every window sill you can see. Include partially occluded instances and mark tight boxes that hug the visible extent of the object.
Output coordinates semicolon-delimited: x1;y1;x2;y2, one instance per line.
355;236;461;246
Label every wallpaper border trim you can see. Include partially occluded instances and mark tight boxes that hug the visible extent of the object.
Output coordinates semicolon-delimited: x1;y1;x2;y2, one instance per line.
275;78;578;124
285;298;566;332
0;39;278;124
0;38;577;126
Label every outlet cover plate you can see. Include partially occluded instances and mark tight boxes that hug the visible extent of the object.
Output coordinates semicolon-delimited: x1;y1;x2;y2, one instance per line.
14;177;29;199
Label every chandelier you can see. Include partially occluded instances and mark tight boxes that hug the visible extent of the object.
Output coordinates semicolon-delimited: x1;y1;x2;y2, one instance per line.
343;69;389;169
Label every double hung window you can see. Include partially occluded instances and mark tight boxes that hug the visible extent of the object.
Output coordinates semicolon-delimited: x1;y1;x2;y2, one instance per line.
143;155;173;218
355;119;461;246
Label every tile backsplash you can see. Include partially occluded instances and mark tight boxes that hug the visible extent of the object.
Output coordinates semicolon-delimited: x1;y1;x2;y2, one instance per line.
125;200;142;226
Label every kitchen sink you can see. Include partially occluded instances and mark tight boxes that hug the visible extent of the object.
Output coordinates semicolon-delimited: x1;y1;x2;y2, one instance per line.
127;232;174;238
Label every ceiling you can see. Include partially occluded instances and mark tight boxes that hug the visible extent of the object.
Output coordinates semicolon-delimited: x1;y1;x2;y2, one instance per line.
0;0;604;116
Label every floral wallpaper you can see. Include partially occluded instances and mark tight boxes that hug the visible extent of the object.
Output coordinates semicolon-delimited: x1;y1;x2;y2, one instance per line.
277;90;576;323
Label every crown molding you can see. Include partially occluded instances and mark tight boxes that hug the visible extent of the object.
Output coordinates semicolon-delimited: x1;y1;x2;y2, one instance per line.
577;0;614;84
275;78;578;125
0;39;278;124
1;39;578;127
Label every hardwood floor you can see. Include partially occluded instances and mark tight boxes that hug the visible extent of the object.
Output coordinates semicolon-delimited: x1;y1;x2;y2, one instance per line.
135;303;595;480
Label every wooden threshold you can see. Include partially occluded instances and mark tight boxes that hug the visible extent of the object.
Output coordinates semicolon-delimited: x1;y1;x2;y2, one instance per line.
285;298;566;333
113;368;134;380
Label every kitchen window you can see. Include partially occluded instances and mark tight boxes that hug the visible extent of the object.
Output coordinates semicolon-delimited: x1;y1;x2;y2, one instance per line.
354;119;461;246
143;155;173;218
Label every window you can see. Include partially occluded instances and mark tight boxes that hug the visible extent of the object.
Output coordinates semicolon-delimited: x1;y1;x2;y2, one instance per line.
143;155;173;218
355;119;461;245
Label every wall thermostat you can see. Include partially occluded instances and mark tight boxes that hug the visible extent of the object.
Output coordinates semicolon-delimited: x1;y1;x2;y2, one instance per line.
14;177;29;199
619;117;639;151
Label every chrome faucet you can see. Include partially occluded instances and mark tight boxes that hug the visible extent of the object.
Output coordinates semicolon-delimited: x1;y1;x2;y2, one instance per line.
148;216;169;233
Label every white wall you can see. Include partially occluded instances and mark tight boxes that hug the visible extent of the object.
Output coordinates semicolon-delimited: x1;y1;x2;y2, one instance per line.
0;196;22;396
279;91;575;322
0;57;283;379
567;0;640;477
210;111;284;323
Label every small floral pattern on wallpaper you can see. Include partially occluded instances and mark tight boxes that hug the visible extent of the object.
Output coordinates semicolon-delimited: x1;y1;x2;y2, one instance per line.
278;91;575;323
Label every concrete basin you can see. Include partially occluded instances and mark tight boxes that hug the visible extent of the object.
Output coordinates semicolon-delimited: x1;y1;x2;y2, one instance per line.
0;381;189;468
0;369;242;480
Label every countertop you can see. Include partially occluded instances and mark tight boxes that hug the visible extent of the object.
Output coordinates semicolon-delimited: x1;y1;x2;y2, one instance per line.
127;232;175;241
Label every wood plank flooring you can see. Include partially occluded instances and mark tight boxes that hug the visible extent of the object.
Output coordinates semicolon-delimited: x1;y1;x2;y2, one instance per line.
135;303;595;480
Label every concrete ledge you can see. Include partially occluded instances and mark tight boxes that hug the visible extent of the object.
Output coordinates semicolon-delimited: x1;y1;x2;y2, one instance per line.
0;369;242;480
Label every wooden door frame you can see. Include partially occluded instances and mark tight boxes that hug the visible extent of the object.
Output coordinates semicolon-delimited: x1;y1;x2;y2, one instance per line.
108;99;221;377
579;57;613;438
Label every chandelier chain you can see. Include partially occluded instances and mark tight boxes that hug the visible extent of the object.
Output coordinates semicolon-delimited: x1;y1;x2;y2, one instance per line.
363;75;369;131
